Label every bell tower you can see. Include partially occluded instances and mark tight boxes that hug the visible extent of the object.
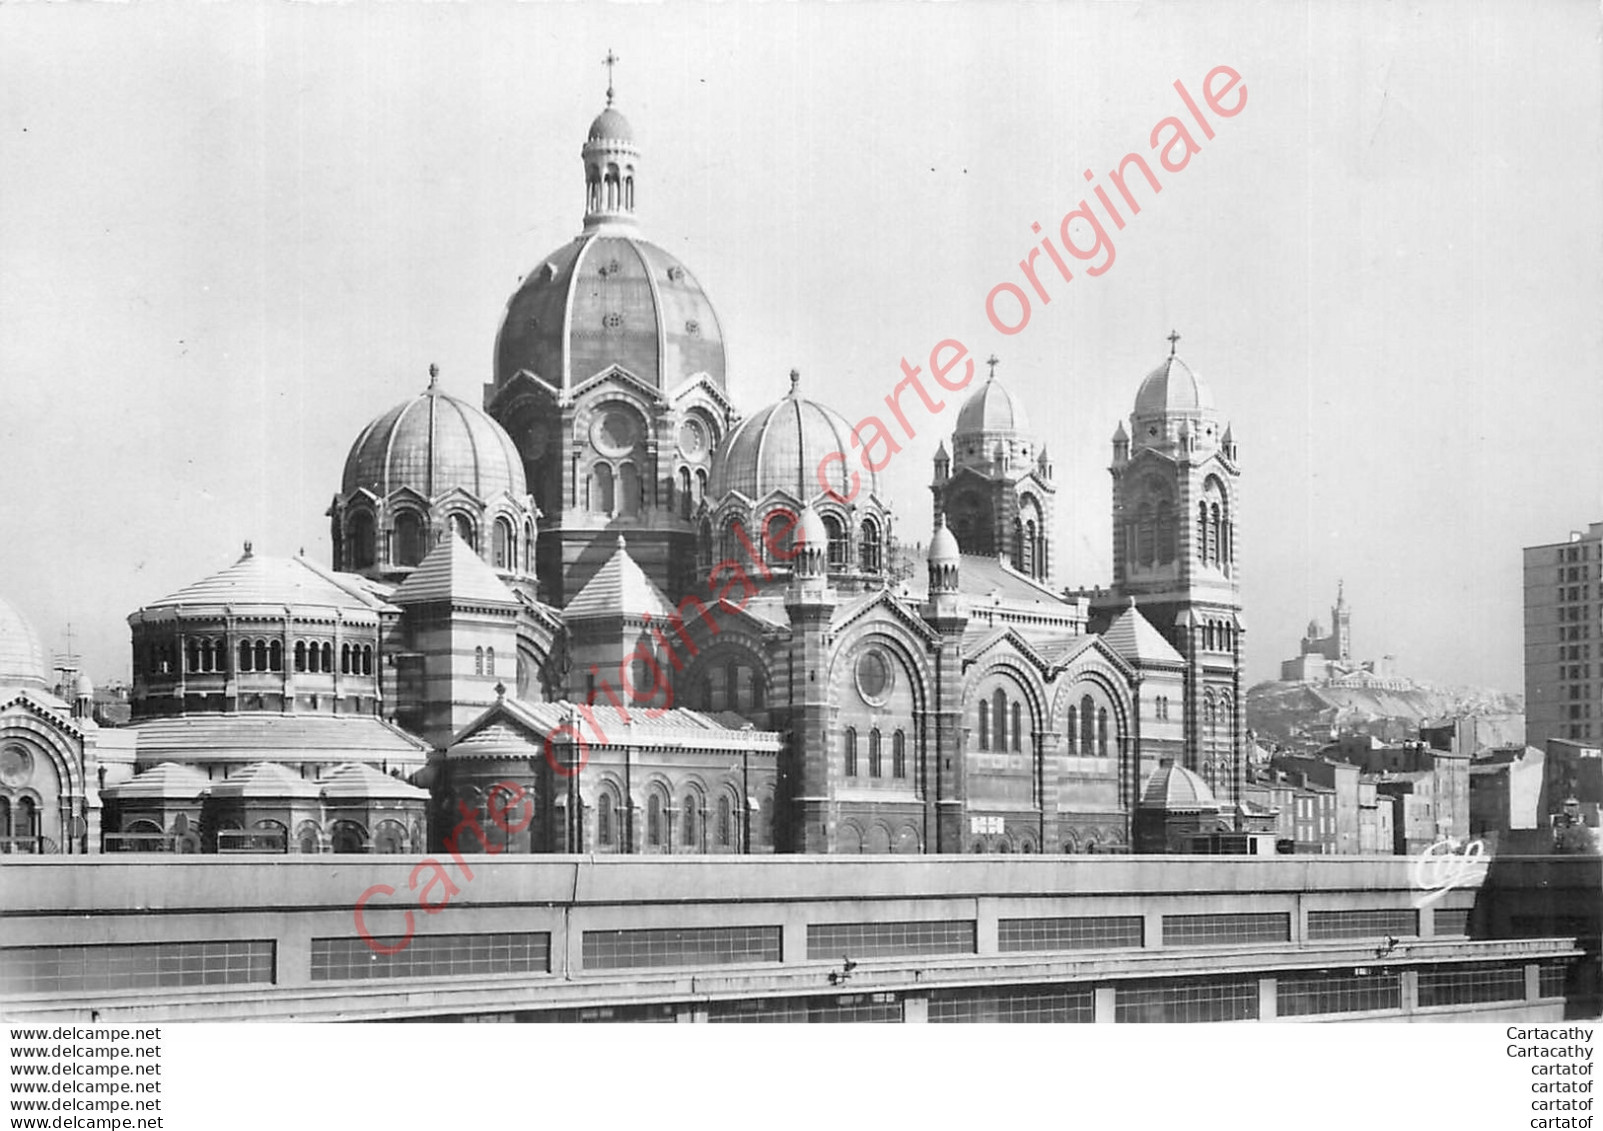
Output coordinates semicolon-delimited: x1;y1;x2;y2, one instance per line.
1094;333;1243;805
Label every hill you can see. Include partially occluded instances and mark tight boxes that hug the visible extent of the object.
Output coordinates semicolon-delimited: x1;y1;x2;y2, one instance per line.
1245;678;1523;749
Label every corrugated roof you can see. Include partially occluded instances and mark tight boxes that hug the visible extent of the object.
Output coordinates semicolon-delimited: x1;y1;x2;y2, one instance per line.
210;761;324;800
390;533;519;607
100;762;211;801
1140;760;1220;810
449;697;781;756
128;713;430;766
564;537;674;620
140;550;387;615
1102;600;1185;665
319;762;432;801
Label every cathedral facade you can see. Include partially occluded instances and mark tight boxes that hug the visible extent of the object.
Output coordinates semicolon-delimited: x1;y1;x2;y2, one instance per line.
4;87;1249;858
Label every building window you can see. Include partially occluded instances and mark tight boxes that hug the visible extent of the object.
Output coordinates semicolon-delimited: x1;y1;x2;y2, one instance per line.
269;640;283;672
824;515;848;569
1307;909;1418;941
892;730;906;779
844;727;858;777
978;702;989;750
869;729;882;778
806;920;977;960
1081;696;1095;756
582;926;781;971
859;520;882;572
1162;913;1289;947
2;941;276;995
1115;977;1259;1023
717;795;732;847
493;519;514;570
682;795;699;846
1066;707;1077;754
310;934;547;982
597;793;614;846
993;689;1007;752
475;647;485;676
928;984;1095;1024
998;916;1144;952
347;510;376;570
1097;708;1109;758
1011;702;1023;752
393;511;425;568
294;641;307;672
485;647;496;677
647;795;663;847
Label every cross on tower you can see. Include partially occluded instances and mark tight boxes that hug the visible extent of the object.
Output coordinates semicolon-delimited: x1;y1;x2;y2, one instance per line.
603;49;619;106
1168;329;1181;357
986;354;1000;381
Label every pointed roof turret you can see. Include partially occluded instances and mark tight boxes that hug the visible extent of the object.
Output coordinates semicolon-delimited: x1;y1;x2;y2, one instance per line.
1102;597;1184;665
564;535;674;620
391;534;519;607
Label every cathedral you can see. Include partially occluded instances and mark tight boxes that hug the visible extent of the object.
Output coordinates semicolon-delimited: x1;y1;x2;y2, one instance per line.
0;83;1248;858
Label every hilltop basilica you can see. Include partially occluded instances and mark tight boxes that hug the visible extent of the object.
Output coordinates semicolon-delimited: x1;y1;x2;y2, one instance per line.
0;86;1247;858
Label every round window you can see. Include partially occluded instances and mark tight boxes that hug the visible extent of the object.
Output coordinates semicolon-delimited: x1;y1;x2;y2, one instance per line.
855;649;893;705
591;409;638;457
0;744;34;786
678;417;707;457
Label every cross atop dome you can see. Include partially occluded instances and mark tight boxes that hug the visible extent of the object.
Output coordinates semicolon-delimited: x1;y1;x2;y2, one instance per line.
603;49;619;107
1168;329;1181;357
986;354;1000;381
789;368;801;396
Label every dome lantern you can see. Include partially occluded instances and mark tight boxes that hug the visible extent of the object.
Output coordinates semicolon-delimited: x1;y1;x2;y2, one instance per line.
582;52;640;232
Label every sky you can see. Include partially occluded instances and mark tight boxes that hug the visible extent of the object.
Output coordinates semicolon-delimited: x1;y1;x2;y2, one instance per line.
1;0;1599;694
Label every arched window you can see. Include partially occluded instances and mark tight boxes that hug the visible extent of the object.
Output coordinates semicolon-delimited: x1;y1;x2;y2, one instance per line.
269;640;283;673
293;641;306;673
859;520;881;573
823;515;848;569
1080;695;1095;756
493;519;513;570
252;640;267;672
1157;501;1175;563
1098;708;1109;758
892;730;906;779
320;642;333;673
764;510;797;563
993;689;1008;753
15;798;37;843
707;665;727;711
1011;702;1023;752
348;510;376;570
186;640;199;672
679;468;693;519
694;468;708;506
0;796;11;840
524;522;535;573
1137;501;1155;566
200;639;214;672
1023;520;1038;578
647;794;663;847
717;795;732;847
683;795;699;846
1209;503;1222;566
978;701;990;750
394;511;425;568
451;513;474;549
485;647;495;677
598;792;614;846
1197;501;1209;565
1012;517;1025;572
844;727;858;776
591;464;614;514
620;464;641;516
869;729;882;777
341;643;352;674
361;646;373;676
1066;706;1078;755
722;519;743;563
474;647;485;676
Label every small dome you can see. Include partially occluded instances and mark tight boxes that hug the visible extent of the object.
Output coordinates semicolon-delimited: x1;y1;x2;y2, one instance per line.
495;234;726;392
929;518;960;564
1140;759;1219;810
138;549;381;619
0;595;47;690
955;376;1029;437
1134;353;1214;418
796;505;828;550
587;107;634;142
710;373;878;502
74;671;94;698
343;378;526;502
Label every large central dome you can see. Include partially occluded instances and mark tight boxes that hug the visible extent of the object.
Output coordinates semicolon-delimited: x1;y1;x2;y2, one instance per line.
494;233;726;392
492;101;727;394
